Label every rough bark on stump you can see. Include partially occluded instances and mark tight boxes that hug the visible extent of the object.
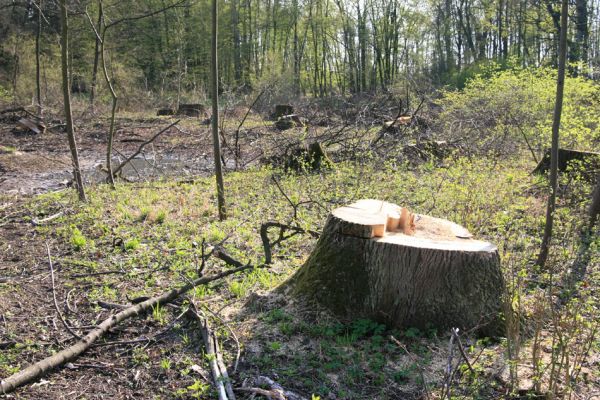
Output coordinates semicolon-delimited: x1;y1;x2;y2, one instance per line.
286;200;505;336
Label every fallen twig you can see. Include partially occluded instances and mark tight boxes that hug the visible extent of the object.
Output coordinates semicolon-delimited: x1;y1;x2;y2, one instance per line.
201;304;241;373
190;306;230;400
46;243;82;340
32;212;64;226
237;376;306;400
0;263;252;394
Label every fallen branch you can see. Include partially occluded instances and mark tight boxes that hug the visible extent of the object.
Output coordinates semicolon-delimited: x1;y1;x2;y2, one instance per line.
32;212;64;226
237;376;306;400
190;307;235;400
201;304;241;373
111;120;180;178
46;243;81;341
0;263;252;394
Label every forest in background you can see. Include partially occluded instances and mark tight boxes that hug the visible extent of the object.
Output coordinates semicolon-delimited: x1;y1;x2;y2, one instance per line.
1;0;600;108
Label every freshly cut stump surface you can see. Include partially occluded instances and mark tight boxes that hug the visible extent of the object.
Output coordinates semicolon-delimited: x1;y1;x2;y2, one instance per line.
287;200;505;335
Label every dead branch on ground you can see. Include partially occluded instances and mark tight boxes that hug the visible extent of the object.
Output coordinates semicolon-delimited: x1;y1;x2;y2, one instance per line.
0;257;252;395
189;304;236;400
237;376;307;400
46;243;81;340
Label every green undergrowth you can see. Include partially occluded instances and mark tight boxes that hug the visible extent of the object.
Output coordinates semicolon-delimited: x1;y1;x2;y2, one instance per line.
6;154;599;398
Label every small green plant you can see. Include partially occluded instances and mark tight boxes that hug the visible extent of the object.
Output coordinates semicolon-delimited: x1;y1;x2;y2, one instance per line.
138;207;151;221
181;333;190;346
132;347;149;365
156;210;167;224
70;227;87;251
160;358;171;370
152;303;167;325
186;380;210;399
262;308;292;324
124;238;140;251
229;280;249;298
268;341;282;352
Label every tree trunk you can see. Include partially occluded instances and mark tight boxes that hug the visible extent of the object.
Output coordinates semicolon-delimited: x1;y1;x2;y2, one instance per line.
537;0;568;268
211;0;226;220
286;200;505;336
35;0;43;118
574;0;588;65
90;4;102;113
60;0;86;202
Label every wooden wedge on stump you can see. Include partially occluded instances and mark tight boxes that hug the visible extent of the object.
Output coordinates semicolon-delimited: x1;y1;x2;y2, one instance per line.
286;200;505;336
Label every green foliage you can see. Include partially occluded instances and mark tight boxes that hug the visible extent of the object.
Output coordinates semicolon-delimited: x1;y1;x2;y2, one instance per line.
69;227;87;251
159;358;171;370
437;66;600;156
124;238;141;251
0;85;12;102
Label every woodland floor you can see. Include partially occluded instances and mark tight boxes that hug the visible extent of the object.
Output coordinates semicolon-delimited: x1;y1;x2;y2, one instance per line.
0;107;599;399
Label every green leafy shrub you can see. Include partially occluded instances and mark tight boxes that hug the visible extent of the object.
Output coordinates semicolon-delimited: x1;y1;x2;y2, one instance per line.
436;66;600;157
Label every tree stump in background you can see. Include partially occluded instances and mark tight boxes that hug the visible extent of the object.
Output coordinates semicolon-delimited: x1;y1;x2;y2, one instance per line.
273;104;294;119
286;200;505;336
533;148;600;180
177;104;205;117
157;108;174;116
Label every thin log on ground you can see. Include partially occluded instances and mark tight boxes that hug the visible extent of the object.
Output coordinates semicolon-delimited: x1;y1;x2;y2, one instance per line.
31;212;64;226
111;120;180;178
46;243;81;340
190;306;235;400
0;261;252;395
213;326;236;399
237;376;307;400
200;304;242;373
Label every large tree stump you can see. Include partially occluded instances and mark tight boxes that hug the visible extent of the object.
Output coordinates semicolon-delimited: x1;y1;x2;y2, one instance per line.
287;200;505;336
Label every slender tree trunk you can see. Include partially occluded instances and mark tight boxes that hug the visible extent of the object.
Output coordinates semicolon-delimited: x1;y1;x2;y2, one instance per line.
292;0;300;94
211;0;226;220
90;6;102;113
60;0;86;202
537;0;568;268
575;0;589;66
443;0;454;72
11;32;20;104
100;25;117;187
232;0;242;83
35;0;43;118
